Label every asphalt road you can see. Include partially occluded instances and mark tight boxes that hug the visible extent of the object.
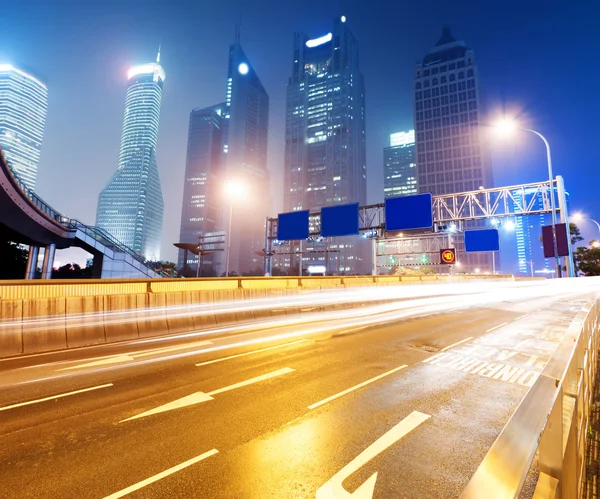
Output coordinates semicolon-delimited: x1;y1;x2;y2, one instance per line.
0;279;598;499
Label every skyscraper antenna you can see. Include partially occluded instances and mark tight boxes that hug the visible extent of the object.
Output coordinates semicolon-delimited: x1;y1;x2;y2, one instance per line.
156;40;162;63
235;18;241;45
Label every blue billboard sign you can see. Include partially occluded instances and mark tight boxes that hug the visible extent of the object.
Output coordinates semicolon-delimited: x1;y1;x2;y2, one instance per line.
385;193;433;232
277;210;309;241
464;229;500;252
321;203;360;237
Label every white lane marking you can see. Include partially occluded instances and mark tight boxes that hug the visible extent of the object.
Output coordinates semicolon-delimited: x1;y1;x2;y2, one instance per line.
486;322;508;333
515;314;529;321
121;367;294;422
58;356;134;371
103;448;218;499
195;340;309;366
308;365;407;410
207;367;295;396
440;336;474;352
59;341;213;371
134;340;212;358
316;411;431;499
0;383;113;412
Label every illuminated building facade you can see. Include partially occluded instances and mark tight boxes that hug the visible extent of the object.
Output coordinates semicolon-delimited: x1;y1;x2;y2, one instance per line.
177;36;269;275
383;130;417;198
414;26;494;273
283;17;367;274
177;104;225;273
0;65;48;191
96;51;165;260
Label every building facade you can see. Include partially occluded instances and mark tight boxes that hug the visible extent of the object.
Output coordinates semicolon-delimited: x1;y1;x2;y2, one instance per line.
177;104;225;274
414;26;494;272
0;65;48;191
96;53;165;261
177;39;269;276
283;17;367;274
383;130;417;199
223;43;270;275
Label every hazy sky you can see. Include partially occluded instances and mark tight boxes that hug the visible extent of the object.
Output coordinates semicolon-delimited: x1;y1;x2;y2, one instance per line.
2;0;598;263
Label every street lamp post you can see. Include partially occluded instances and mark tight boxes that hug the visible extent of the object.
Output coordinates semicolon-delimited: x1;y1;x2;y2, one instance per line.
224;181;244;277
572;213;600;238
495;121;561;277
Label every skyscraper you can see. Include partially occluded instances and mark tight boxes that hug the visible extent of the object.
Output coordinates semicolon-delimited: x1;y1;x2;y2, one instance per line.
96;51;165;260
414;26;493;196
414;26;493;272
383;130;417;199
177;34;269;276
0;65;48;191
283;17;367;274
177;103;225;273
284;17;366;211
222;42;270;275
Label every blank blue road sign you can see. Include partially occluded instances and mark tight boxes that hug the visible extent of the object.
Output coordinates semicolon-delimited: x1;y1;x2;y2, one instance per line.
464;229;500;252
277;210;309;241
385;193;433;231
321;203;360;237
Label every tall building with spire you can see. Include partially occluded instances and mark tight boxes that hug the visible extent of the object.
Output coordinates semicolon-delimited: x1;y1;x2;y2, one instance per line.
96;49;165;260
177;29;269;275
414;26;494;272
0;65;48;191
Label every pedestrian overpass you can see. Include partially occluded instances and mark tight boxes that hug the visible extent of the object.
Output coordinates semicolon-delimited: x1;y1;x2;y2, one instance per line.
0;147;165;279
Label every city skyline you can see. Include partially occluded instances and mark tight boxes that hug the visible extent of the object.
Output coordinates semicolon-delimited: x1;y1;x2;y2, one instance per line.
2;1;598;264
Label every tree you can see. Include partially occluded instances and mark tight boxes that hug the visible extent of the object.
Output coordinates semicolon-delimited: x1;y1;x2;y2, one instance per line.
0;240;28;279
52;263;93;279
573;240;600;276
570;223;584;245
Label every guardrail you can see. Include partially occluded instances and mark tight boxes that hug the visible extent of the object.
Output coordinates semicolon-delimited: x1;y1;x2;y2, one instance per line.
460;294;600;499
0;274;522;300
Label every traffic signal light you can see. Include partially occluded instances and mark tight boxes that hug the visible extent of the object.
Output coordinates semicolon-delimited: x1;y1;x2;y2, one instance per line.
390;256;397;265
420;254;428;264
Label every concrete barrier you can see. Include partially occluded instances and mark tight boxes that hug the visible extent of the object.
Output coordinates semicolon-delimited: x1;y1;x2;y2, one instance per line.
22;297;67;353
0;300;23;356
0;274;539;358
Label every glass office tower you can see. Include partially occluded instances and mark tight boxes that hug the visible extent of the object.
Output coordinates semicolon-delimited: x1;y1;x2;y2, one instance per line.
0;65;48;190
283;17;367;274
177;104;225;273
383;130;417;198
96;52;165;260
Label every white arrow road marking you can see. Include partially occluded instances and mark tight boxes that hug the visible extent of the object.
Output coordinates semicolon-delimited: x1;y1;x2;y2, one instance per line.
58;341;213;371
316;411;431;499
121;367;295;422
103;448;218;499
0;383;113;412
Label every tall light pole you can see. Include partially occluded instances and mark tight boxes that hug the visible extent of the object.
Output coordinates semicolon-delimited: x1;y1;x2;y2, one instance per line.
224;181;244;277
494;120;561;277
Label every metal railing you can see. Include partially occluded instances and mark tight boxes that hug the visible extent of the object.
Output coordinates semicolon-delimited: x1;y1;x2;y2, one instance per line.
1;154;176;277
460;294;600;499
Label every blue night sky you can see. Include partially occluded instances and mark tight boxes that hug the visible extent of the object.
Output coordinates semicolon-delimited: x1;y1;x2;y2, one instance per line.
1;0;598;263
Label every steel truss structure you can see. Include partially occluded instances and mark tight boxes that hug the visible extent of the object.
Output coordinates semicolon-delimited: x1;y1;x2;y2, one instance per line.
264;176;573;276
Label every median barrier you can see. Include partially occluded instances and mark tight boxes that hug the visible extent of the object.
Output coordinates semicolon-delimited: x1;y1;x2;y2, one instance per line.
65;295;106;348
22;297;67;353
104;294;140;343
0;300;23;356
0;275;538;358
